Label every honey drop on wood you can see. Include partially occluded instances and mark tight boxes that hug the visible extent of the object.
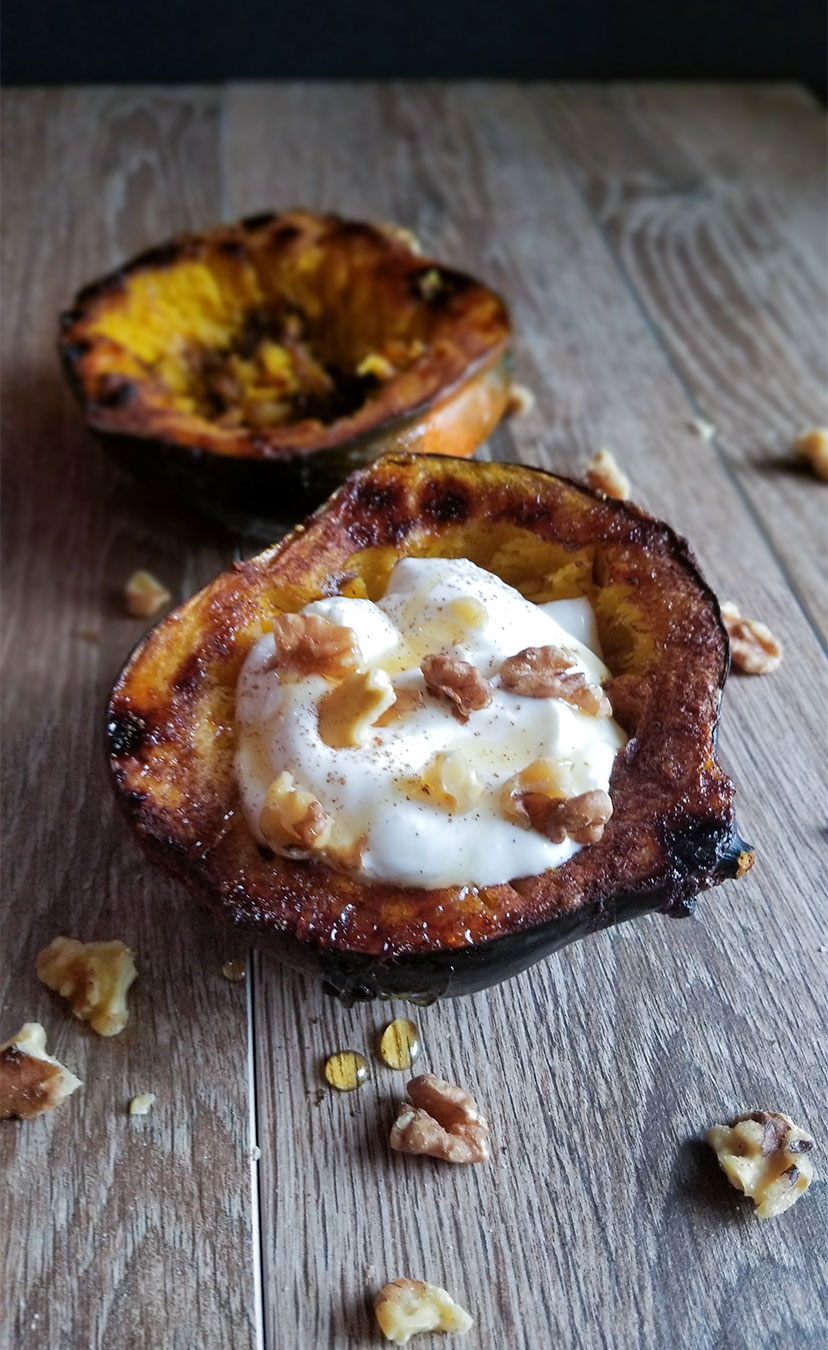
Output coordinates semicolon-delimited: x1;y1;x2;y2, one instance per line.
378;1018;421;1070
324;1049;369;1091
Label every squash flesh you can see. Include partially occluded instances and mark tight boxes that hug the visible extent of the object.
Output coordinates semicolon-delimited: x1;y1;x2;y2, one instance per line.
107;454;750;995
61;212;511;460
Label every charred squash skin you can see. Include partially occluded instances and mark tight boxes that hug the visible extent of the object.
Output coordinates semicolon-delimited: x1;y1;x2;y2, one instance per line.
107;454;753;1001
59;213;512;534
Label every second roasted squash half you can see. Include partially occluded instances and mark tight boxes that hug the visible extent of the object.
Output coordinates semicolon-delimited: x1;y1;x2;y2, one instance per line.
107;454;752;1001
60;213;512;534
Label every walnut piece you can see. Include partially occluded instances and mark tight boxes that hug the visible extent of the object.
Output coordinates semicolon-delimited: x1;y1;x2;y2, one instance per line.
500;645;611;716
374;1279;473;1345
792;426;828;481
524;788;613;844
375;685;424;727
37;936;137;1037
506;382;536;417
324;824;368;872
421;654;492;723
390;1073;490;1164
707;1111;815;1219
259;771;333;851
721;602;783;675
317;668;395;748
689;417;716;442
584;448;631;500
380;221;424;255
128;1092;156;1116
124;569;171;618
266;613;360;680
0;1023;82;1119
501;757;575;826
421;751;483;814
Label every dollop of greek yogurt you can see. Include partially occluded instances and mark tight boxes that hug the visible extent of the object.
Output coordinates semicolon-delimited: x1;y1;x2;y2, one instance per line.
235;557;626;889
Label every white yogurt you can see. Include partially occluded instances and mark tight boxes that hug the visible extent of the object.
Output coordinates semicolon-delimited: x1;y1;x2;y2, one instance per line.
235;557;626;889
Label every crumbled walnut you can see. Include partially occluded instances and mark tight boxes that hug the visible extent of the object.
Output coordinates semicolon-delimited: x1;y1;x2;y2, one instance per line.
689;417;716;442
317;668;395;748
374;1279;473;1344
721;602;783;675
0;1023;82;1119
37;937;137;1037
584;448;631;500
128;1092;156;1116
501;758;575;826
267;613;360;680
422;751;483;813
792;426;828;481
375;686;424;727
259;772;333;852
390;1073;490;1164
506;383;536;417
421;654;492;723
499;646;611;716
324;825;368;872
707;1111;815;1218
380;222;424;255
357;352;395;380
524;788;613;844
124;570;171;618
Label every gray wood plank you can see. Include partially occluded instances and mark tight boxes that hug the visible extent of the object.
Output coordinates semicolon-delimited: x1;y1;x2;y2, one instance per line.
539;82;828;638
0;87;259;1350
224;81;827;1350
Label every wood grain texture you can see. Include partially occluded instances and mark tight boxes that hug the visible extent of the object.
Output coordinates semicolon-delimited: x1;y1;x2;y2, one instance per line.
0;88;259;1350
2;83;827;1350
540;83;828;638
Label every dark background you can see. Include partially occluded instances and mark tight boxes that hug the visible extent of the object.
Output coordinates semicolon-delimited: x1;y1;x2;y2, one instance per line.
2;0;826;92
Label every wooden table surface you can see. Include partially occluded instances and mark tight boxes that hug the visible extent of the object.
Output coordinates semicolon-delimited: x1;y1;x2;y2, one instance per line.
2;83;826;1350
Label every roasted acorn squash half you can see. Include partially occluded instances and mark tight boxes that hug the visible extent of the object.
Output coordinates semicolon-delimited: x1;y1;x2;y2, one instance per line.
107;454;752;1002
59;212;512;534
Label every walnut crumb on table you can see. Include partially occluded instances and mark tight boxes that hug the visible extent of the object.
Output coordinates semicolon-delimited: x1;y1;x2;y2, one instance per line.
37;936;137;1037
689;416;716;442
506;382;535;416
584;448;631;500
374;1279;473;1344
0;1023;82;1119
124;569;171;618
128;1092;156;1116
792;426;828;481
707;1111;815;1218
390;1073;489;1164
720;602;783;675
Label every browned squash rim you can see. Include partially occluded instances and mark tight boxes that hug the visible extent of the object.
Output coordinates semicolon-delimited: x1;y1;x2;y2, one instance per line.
107;454;747;969
59;211;511;463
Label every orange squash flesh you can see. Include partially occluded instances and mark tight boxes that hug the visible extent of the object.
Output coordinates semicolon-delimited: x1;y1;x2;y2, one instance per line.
107;454;752;1000
60;213;512;533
